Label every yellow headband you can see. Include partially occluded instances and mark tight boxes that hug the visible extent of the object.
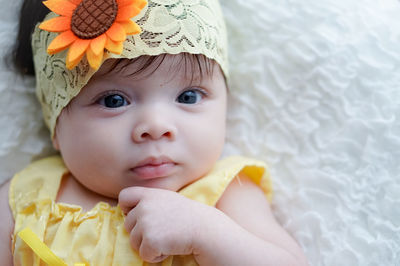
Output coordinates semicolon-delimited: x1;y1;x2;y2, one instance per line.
33;0;229;138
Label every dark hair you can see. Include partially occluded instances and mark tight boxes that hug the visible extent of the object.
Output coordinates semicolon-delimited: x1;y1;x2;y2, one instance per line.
12;0;49;75
105;53;216;84
12;0;219;80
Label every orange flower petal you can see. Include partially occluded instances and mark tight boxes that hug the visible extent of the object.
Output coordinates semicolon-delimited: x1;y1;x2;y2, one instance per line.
69;0;82;6
117;0;146;9
43;0;77;17
116;0;135;7
105;38;123;54
39;16;71;32
90;34;107;56
66;52;85;69
106;23;126;42
116;4;141;22
136;0;147;9
87;47;104;70
67;39;90;63
47;30;77;54
119;20;141;35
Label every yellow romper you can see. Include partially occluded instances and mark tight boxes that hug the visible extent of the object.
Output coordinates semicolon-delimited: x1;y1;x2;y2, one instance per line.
9;156;272;266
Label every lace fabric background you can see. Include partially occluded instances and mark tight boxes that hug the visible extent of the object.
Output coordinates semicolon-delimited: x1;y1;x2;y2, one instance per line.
1;0;400;265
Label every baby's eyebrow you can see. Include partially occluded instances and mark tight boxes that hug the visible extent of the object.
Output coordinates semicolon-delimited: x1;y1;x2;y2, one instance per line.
180;71;211;86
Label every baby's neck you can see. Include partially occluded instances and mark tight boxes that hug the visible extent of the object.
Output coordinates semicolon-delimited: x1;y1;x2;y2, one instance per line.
56;173;118;211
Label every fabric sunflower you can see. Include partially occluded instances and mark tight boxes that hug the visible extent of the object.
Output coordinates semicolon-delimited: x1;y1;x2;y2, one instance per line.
39;0;147;70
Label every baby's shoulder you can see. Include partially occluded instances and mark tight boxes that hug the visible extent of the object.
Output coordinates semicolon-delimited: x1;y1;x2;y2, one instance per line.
217;155;273;202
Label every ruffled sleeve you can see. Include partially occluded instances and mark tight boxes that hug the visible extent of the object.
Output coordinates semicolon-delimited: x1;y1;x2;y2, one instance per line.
179;156;273;206
9;156;67;218
9;156;68;265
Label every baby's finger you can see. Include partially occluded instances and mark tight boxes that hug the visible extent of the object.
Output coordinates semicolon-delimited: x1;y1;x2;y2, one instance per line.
118;186;146;214
146;254;169;264
139;238;165;263
124;207;138;232
129;223;143;252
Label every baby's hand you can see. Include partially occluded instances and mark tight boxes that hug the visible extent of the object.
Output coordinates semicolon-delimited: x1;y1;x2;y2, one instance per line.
118;187;213;263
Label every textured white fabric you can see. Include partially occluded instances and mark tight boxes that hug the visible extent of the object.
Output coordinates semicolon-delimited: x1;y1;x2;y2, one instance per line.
1;0;399;265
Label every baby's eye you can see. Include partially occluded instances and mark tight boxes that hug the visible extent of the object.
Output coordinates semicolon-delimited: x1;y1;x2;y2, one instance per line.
176;89;205;104
98;94;128;108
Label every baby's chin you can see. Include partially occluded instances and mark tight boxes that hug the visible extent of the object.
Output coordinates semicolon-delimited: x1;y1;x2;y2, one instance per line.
90;166;210;199
122;172;202;193
128;177;194;192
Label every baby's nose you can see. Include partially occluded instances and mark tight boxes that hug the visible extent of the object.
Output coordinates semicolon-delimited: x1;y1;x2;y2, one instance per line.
131;115;176;142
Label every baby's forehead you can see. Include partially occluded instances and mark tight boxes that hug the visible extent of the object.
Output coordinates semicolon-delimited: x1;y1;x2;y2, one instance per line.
94;54;218;84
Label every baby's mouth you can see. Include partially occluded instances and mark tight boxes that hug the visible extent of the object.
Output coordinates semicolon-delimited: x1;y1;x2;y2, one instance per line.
130;156;177;179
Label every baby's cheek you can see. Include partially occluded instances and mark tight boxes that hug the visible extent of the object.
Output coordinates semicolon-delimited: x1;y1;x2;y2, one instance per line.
194;127;225;168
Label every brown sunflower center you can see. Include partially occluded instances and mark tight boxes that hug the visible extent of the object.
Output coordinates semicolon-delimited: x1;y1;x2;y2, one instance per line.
71;0;118;39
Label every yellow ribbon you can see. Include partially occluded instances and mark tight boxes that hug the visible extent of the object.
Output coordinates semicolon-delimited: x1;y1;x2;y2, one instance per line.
18;228;87;266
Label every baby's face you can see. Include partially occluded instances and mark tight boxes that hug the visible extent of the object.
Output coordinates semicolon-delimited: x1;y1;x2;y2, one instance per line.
53;54;227;198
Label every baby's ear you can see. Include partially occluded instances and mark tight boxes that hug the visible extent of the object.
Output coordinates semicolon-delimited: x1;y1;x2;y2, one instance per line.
52;133;60;150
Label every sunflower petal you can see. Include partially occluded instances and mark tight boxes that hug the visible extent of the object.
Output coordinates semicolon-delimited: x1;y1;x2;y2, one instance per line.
106;23;126;42
105;38;123;54
47;30;77;54
116;4;141;22
39;16;71;32
90;34;107;56
119;20;141;35
117;0;146;9
43;0;77;17
69;0;82;6
87;47;104;70
66;52;85;69
135;0;147;9
116;0;134;7
67;39;90;63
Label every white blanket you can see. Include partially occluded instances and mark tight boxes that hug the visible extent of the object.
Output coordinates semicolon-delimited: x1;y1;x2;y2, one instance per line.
1;0;399;265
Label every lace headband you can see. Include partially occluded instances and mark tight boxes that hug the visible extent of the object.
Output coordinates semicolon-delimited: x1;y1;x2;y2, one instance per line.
33;0;229;137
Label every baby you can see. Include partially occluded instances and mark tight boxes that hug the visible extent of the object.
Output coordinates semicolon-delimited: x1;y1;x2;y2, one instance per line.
0;0;308;265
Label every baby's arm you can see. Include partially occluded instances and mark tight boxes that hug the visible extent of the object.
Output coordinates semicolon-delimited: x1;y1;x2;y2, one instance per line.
120;176;307;266
0;180;14;265
198;174;308;266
